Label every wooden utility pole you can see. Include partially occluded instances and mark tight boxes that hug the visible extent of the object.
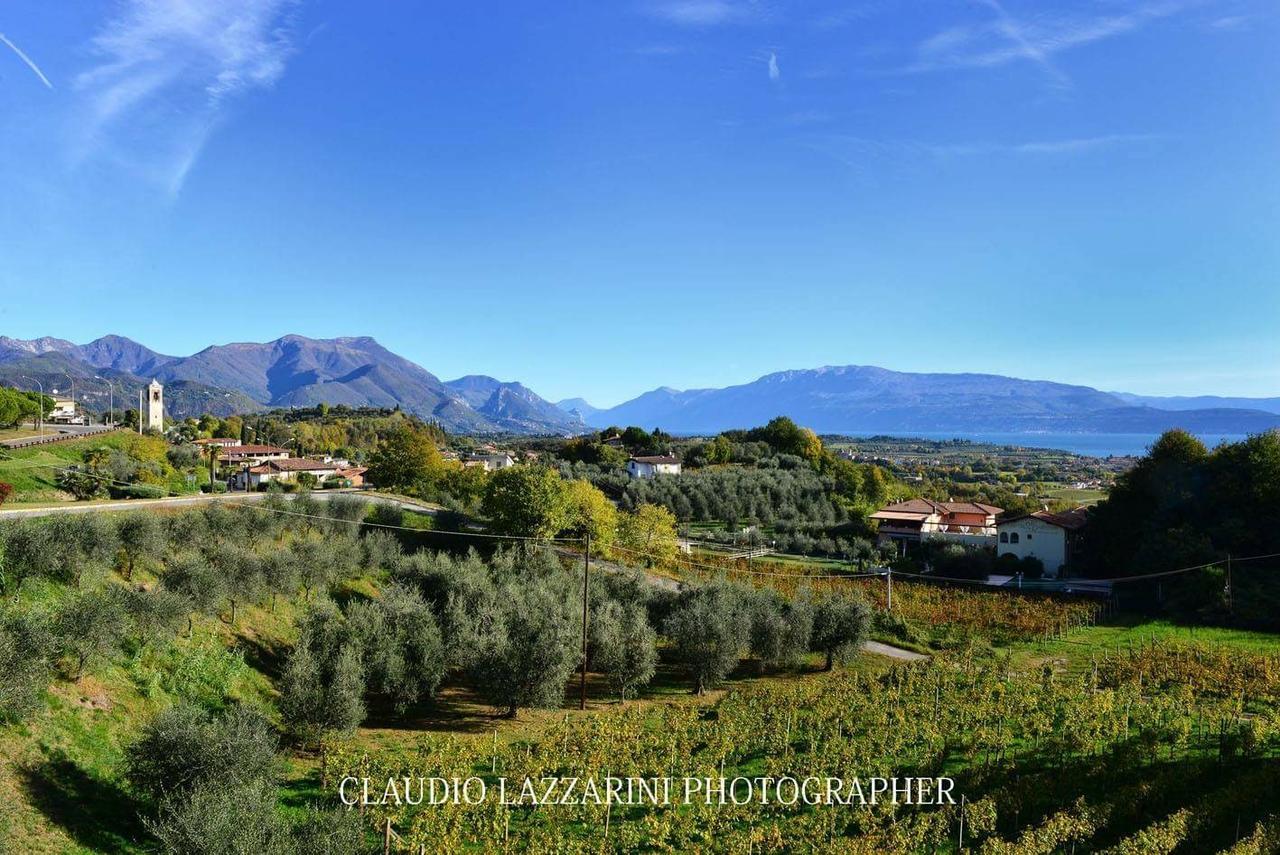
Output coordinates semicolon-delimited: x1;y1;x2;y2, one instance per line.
580;532;590;711
1226;554;1234;614
886;567;893;612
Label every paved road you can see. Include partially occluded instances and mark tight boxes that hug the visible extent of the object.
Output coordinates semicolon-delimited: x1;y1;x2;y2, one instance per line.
1;422;117;448
862;640;929;661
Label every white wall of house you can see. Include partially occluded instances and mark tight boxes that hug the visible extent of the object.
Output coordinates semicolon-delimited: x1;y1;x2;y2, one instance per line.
627;460;681;479
998;518;1068;578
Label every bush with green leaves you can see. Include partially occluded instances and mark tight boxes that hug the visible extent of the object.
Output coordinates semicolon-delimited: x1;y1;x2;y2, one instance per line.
0;610;54;721
125;702;277;802
344;583;445;713
115;511;166;580
470;576;580;717
360;529;402;572
279;602;367;740
146;777;292;855
53;586;130;678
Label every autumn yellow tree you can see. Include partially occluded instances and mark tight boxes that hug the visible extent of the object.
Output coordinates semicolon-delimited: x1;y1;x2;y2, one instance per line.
561;479;618;556
617;503;679;567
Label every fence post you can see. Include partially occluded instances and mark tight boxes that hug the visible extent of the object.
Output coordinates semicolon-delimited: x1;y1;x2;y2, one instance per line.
384;817;392;855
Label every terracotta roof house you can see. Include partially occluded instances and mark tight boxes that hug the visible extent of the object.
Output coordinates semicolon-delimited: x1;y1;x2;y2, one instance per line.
870;498;1003;546
241;458;367;489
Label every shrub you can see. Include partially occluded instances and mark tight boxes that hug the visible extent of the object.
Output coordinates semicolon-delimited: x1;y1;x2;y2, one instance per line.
591;599;657;700
199;482;228;494
53;587;130;678
0;611;53;722
470;577;580;717
125;702;277;802
146;777;290;855
119;484;167;500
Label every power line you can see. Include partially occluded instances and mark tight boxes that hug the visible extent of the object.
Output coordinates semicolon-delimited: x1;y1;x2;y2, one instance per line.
224;498;585;543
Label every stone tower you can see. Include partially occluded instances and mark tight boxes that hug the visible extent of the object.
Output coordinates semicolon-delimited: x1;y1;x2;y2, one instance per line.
144;379;164;431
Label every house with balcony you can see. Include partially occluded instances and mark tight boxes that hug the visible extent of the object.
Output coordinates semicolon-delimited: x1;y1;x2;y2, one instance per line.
870;499;1002;548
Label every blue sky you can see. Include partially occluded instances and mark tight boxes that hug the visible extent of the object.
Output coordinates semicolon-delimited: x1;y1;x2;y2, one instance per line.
0;0;1276;407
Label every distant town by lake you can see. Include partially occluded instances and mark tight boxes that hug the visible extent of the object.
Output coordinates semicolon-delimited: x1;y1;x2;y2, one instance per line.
834;431;1250;458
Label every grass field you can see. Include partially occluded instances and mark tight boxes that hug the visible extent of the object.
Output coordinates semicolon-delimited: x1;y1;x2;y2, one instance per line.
1042;485;1107;505
0;430;202;505
0;425;42;443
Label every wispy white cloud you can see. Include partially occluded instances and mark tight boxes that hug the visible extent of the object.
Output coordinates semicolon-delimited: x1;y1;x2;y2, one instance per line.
976;0;1071;88
767;50;780;80
811;133;1164;170
907;0;1196;78
0;32;54;89
73;0;297;195
1207;14;1250;30
644;1;756;27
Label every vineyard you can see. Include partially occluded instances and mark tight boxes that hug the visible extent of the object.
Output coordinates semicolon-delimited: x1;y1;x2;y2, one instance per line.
323;644;1280;852
644;551;1104;645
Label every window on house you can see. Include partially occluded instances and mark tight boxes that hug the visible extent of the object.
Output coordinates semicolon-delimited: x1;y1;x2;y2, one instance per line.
999;532;1008;543
1010;533;1020;544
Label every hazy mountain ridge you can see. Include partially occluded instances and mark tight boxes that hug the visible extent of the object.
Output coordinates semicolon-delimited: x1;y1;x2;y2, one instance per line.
585;366;1280;435
1111;392;1280;415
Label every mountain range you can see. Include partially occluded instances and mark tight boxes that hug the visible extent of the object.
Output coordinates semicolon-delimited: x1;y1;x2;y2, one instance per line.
2;334;1278;438
565;366;1280;436
0;335;583;434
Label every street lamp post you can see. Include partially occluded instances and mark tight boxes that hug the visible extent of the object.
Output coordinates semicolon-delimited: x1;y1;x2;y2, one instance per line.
94;376;115;426
21;375;45;437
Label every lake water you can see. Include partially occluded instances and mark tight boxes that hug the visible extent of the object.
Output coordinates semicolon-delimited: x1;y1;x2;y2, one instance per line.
837;431;1249;458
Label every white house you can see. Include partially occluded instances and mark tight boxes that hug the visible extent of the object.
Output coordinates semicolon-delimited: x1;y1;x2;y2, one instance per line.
627;455;681;479
216;444;290;466
996;509;1089;579
464;452;516;472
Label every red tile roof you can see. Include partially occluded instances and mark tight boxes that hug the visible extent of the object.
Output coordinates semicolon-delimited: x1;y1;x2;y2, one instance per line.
1001;509;1089;530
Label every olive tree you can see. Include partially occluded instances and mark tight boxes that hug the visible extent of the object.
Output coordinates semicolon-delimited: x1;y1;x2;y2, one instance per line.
591;599;657;700
663;580;748;694
811;590;872;670
470;579;579;717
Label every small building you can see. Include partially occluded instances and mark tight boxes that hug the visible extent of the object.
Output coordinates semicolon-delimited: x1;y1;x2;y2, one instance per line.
465;452;516;472
997;509;1089;579
48;398;80;424
217;444;290;467
193;437;242;448
870;499;1002;548
627;455;681;479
